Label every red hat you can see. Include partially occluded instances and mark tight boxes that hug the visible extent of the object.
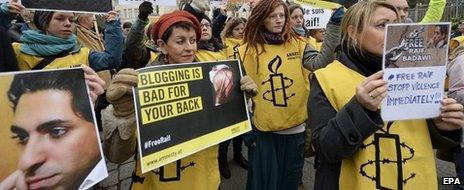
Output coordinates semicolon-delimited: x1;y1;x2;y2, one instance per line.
151;11;201;41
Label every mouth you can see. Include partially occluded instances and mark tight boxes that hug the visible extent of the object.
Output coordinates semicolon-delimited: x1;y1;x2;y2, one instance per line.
62;30;72;34
27;174;61;190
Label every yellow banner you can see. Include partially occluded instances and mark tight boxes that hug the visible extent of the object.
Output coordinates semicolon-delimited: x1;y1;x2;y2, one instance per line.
138;67;203;88
294;0;341;9
140;120;250;173
141;96;203;125
138;83;190;106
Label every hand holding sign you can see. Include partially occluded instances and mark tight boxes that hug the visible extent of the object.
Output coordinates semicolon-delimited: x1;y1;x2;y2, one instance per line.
355;71;388;111
433;98;464;131
107;69;138;117
82;65;106;105
5;0;24;15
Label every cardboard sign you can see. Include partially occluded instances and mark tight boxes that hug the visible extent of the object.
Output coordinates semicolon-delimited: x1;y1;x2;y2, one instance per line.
294;0;334;29
0;68;108;190
134;60;251;173
21;0;113;13
381;23;451;121
118;0;177;7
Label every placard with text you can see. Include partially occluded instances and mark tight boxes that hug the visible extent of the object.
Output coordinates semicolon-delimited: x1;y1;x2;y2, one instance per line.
134;60;251;173
381;23;451;121
21;0;113;13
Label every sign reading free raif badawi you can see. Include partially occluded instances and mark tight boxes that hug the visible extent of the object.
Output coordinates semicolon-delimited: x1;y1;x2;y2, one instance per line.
133;60;251;173
381;22;451;121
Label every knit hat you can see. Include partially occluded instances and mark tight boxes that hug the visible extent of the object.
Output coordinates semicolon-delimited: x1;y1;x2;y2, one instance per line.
151;11;201;41
33;11;54;32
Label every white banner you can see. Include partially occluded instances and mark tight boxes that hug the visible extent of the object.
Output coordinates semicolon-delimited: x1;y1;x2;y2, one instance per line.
381;23;451;121
294;0;333;29
118;0;176;7
211;0;227;8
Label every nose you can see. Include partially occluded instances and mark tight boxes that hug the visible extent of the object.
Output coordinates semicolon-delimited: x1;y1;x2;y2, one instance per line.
398;10;406;20
185;41;196;52
276;15;284;23
18;137;46;173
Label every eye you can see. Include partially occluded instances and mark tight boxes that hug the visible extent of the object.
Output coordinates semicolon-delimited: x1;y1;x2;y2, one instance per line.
11;134;29;145
376;23;386;29
49;127;68;138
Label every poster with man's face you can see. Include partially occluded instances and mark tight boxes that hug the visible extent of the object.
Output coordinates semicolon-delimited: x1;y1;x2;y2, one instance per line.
0;69;107;190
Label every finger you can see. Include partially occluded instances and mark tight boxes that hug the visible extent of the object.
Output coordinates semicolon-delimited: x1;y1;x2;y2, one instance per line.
441;103;464;112
86;80;105;97
360;71;384;86
81;64;97;75
15;171;27;190
441;118;464;128
441;111;464;119
85;72;106;87
441;98;457;106
364;79;387;92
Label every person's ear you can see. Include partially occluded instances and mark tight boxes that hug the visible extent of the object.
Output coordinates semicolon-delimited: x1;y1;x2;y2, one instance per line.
156;39;168;54
347;25;358;44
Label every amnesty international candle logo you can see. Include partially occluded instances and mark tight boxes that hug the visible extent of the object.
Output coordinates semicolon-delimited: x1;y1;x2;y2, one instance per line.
262;56;295;107
134;60;251;174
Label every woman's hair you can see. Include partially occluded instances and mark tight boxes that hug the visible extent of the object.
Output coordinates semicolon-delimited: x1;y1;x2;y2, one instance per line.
220;17;247;39
243;0;296;55
341;0;399;52
160;21;197;43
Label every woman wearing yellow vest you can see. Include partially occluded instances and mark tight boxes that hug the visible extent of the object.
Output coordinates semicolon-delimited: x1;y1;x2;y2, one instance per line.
196;14;226;62
216;16;249;179
0;1;123;72
101;11;258;190
221;17;246;60
238;0;343;189
310;1;463;190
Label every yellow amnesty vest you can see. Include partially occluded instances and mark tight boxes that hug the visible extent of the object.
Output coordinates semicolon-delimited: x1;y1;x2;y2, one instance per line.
307;36;322;51
148;51;159;65
13;43;90;70
196;49;227;62
315;61;437;190
132;53;220;190
239;38;310;131
132;146;219;190
223;37;242;60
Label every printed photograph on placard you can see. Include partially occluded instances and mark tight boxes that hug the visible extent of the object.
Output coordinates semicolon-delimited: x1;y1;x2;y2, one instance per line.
0;69;108;190
384;23;450;69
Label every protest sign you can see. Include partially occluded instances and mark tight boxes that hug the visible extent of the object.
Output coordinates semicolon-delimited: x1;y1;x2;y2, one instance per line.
0;68;107;190
381;23;451;121
294;0;335;29
134;60;251;173
118;0;177;7
21;0;113;13
211;0;227;8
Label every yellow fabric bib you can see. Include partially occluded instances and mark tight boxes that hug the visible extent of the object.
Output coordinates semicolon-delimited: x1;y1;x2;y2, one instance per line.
239;38;310;131
132;146;219;190
196;49;227;62
315;61;437;190
223;37;242;60
148;51;159;65
13;43;90;70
